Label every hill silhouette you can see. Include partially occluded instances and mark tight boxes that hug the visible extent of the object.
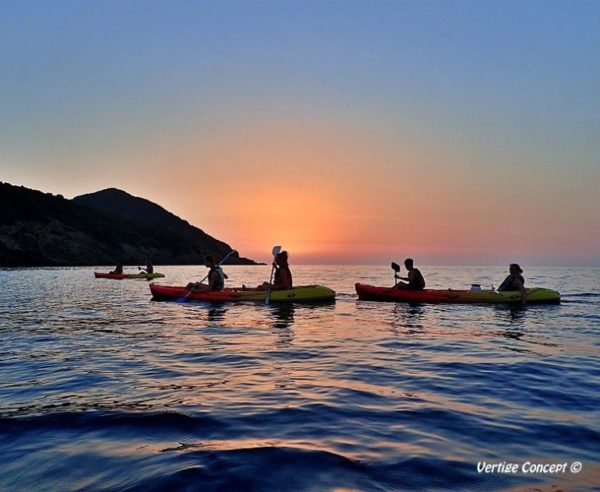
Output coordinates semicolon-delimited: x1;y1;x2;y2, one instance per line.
0;182;256;267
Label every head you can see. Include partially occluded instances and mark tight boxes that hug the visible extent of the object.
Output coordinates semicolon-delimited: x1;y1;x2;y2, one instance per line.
404;258;414;270
275;251;289;266
204;255;215;268
509;263;523;275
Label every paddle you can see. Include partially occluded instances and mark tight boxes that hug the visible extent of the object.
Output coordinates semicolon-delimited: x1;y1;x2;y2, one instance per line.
391;261;401;287
265;245;282;304
178;249;237;302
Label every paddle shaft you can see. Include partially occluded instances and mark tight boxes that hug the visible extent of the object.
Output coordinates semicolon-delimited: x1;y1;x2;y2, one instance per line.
266;264;276;304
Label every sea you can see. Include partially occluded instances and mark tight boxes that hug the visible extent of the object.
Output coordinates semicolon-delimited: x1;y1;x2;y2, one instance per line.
1;265;598;491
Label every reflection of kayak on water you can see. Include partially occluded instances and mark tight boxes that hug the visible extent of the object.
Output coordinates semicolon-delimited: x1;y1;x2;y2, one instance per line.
355;283;560;304
94;272;166;280
150;284;336;302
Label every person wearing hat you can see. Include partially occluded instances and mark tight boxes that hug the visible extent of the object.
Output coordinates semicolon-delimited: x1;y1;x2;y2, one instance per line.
498;263;527;301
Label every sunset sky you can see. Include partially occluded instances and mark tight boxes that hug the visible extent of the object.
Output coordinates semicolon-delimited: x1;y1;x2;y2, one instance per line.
1;1;599;265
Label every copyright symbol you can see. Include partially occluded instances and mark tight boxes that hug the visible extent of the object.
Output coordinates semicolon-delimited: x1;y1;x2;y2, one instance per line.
570;461;582;473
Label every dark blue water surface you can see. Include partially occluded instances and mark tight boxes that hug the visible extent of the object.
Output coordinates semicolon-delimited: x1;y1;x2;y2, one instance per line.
1;265;599;491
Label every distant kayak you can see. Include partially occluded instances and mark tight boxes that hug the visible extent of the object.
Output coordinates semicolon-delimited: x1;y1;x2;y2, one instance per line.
94;272;166;280
355;283;560;304
150;284;336;302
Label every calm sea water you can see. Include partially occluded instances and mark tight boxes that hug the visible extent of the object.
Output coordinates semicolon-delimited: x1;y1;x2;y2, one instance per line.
1;265;599;491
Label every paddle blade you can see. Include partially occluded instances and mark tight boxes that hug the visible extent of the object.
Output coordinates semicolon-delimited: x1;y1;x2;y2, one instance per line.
391;262;400;272
176;289;193;303
272;245;282;257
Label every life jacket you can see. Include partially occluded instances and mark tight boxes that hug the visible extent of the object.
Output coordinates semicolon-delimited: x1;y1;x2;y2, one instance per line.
209;266;225;290
274;266;293;290
498;274;525;292
408;268;426;290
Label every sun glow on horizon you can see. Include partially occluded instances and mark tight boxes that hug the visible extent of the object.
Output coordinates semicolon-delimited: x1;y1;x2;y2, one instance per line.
1;2;599;265
102;112;600;266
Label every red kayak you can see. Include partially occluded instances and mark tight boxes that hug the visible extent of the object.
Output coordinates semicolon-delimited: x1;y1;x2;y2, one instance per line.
355;283;560;304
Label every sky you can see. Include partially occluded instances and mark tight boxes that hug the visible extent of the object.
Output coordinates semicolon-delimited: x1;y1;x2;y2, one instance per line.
1;0;599;265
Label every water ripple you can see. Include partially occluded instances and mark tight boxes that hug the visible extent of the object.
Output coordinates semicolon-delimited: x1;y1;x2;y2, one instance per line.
1;265;599;491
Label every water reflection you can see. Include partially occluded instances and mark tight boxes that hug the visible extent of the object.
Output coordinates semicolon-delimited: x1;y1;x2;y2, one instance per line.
269;304;295;349
270;304;295;329
491;304;561;354
493;304;527;323
207;305;228;323
388;303;425;334
501;329;524;342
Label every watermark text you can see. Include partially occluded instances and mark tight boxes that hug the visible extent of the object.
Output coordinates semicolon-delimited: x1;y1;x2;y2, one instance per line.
477;461;582;474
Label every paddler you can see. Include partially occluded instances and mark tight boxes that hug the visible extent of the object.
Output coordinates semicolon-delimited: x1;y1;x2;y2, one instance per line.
140;260;154;275
186;255;226;292
394;258;425;290
272;251;293;290
254;250;293;291
497;263;527;302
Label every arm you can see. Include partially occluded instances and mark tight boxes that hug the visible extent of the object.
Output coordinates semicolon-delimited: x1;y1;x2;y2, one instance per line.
272;266;282;289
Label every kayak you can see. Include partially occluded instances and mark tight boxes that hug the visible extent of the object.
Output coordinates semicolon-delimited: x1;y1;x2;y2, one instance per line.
355;283;560;304
94;272;166;280
150;284;336;302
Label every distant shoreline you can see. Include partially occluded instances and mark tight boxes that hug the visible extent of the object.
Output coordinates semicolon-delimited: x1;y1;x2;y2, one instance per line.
0;182;259;267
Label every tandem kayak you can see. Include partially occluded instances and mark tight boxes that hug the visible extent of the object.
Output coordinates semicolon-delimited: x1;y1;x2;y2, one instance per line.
150;284;336;302
355;283;560;304
94;272;166;280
